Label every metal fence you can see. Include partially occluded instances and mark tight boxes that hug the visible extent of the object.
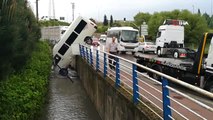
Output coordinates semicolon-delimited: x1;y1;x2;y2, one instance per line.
79;44;213;120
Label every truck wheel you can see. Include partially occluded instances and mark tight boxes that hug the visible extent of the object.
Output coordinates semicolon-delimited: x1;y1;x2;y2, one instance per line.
84;36;92;45
59;68;68;76
148;65;162;82
142;48;145;53
173;51;179;58
132;52;135;55
157;48;161;57
121;51;126;54
136;60;146;72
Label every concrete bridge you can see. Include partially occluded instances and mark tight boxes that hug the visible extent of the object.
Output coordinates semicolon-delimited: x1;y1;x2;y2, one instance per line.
75;45;213;120
42;45;213;120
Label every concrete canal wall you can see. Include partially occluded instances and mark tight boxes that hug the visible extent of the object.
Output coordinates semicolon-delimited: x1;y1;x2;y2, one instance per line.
76;56;160;120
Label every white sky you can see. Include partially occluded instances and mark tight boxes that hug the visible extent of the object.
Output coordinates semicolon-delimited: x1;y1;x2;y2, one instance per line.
28;0;213;22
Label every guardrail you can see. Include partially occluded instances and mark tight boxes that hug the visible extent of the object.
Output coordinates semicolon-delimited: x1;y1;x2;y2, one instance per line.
79;44;213;120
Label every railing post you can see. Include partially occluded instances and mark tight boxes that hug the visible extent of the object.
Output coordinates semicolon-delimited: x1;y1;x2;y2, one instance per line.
79;45;82;57
115;57;120;87
86;47;89;63
104;53;107;78
132;64;139;104
82;46;85;59
162;77;172;120
96;50;99;71
90;48;93;65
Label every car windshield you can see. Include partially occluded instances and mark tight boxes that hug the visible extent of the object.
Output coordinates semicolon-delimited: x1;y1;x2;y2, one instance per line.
121;30;138;42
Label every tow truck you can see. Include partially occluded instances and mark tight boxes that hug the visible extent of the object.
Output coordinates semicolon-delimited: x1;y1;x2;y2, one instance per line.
135;33;213;92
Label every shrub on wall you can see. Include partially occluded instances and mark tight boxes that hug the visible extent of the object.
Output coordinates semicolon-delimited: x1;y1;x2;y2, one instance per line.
0;41;52;120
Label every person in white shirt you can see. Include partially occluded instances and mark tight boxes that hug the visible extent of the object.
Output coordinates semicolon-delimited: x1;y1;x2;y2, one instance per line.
108;36;118;70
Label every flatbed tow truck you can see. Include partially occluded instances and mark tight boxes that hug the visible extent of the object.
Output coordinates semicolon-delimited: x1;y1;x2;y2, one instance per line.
135;33;213;92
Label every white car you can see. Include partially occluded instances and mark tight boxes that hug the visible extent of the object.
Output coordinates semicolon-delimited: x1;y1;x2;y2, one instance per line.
99;34;107;42
138;42;156;53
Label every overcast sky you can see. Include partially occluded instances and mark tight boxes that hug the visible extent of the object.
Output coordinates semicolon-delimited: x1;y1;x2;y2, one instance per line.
28;0;213;22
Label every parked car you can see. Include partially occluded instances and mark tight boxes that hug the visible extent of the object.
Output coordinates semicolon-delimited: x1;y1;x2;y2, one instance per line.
99;34;107;42
92;37;100;46
138;42;156;53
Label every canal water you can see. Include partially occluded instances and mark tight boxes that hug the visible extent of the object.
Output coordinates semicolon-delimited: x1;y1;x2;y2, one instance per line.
40;68;101;120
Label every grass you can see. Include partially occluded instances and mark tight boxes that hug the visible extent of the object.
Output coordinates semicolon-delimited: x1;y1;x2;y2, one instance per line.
209;29;213;33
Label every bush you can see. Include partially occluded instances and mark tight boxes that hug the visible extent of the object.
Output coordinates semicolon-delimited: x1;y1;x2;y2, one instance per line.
0;41;52;120
39;20;70;27
96;25;108;33
0;0;41;79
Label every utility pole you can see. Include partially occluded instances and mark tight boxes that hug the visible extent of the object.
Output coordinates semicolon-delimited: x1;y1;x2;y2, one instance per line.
36;0;39;22
52;0;55;19
71;2;75;21
192;5;194;14
49;0;56;20
211;0;212;16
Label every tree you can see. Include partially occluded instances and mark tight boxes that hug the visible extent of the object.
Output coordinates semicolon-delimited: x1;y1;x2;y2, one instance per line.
110;15;113;27
198;9;201;15
210;15;213;28
141;10;208;44
0;0;41;79
147;12;165;40
112;22;122;27
134;12;151;25
203;13;213;28
103;15;108;26
179;10;208;44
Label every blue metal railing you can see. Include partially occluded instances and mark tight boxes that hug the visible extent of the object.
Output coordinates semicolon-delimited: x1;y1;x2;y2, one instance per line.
79;45;213;120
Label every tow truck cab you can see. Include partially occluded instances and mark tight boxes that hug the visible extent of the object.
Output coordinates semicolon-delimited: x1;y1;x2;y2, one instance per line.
194;33;213;91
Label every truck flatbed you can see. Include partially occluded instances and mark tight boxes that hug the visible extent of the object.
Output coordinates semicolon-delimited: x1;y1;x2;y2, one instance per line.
134;52;194;71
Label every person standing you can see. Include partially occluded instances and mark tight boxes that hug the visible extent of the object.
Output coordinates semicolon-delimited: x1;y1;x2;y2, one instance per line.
108;36;118;70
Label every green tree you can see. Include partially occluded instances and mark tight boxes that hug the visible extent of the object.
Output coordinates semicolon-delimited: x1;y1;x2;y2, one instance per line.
178;10;208;44
112;21;122;27
210;15;213;28
134;12;151;26
0;0;40;79
96;25;108;33
103;15;108;26
147;12;164;40
143;10;208;44
110;15;113;27
203;13;210;24
198;8;201;15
